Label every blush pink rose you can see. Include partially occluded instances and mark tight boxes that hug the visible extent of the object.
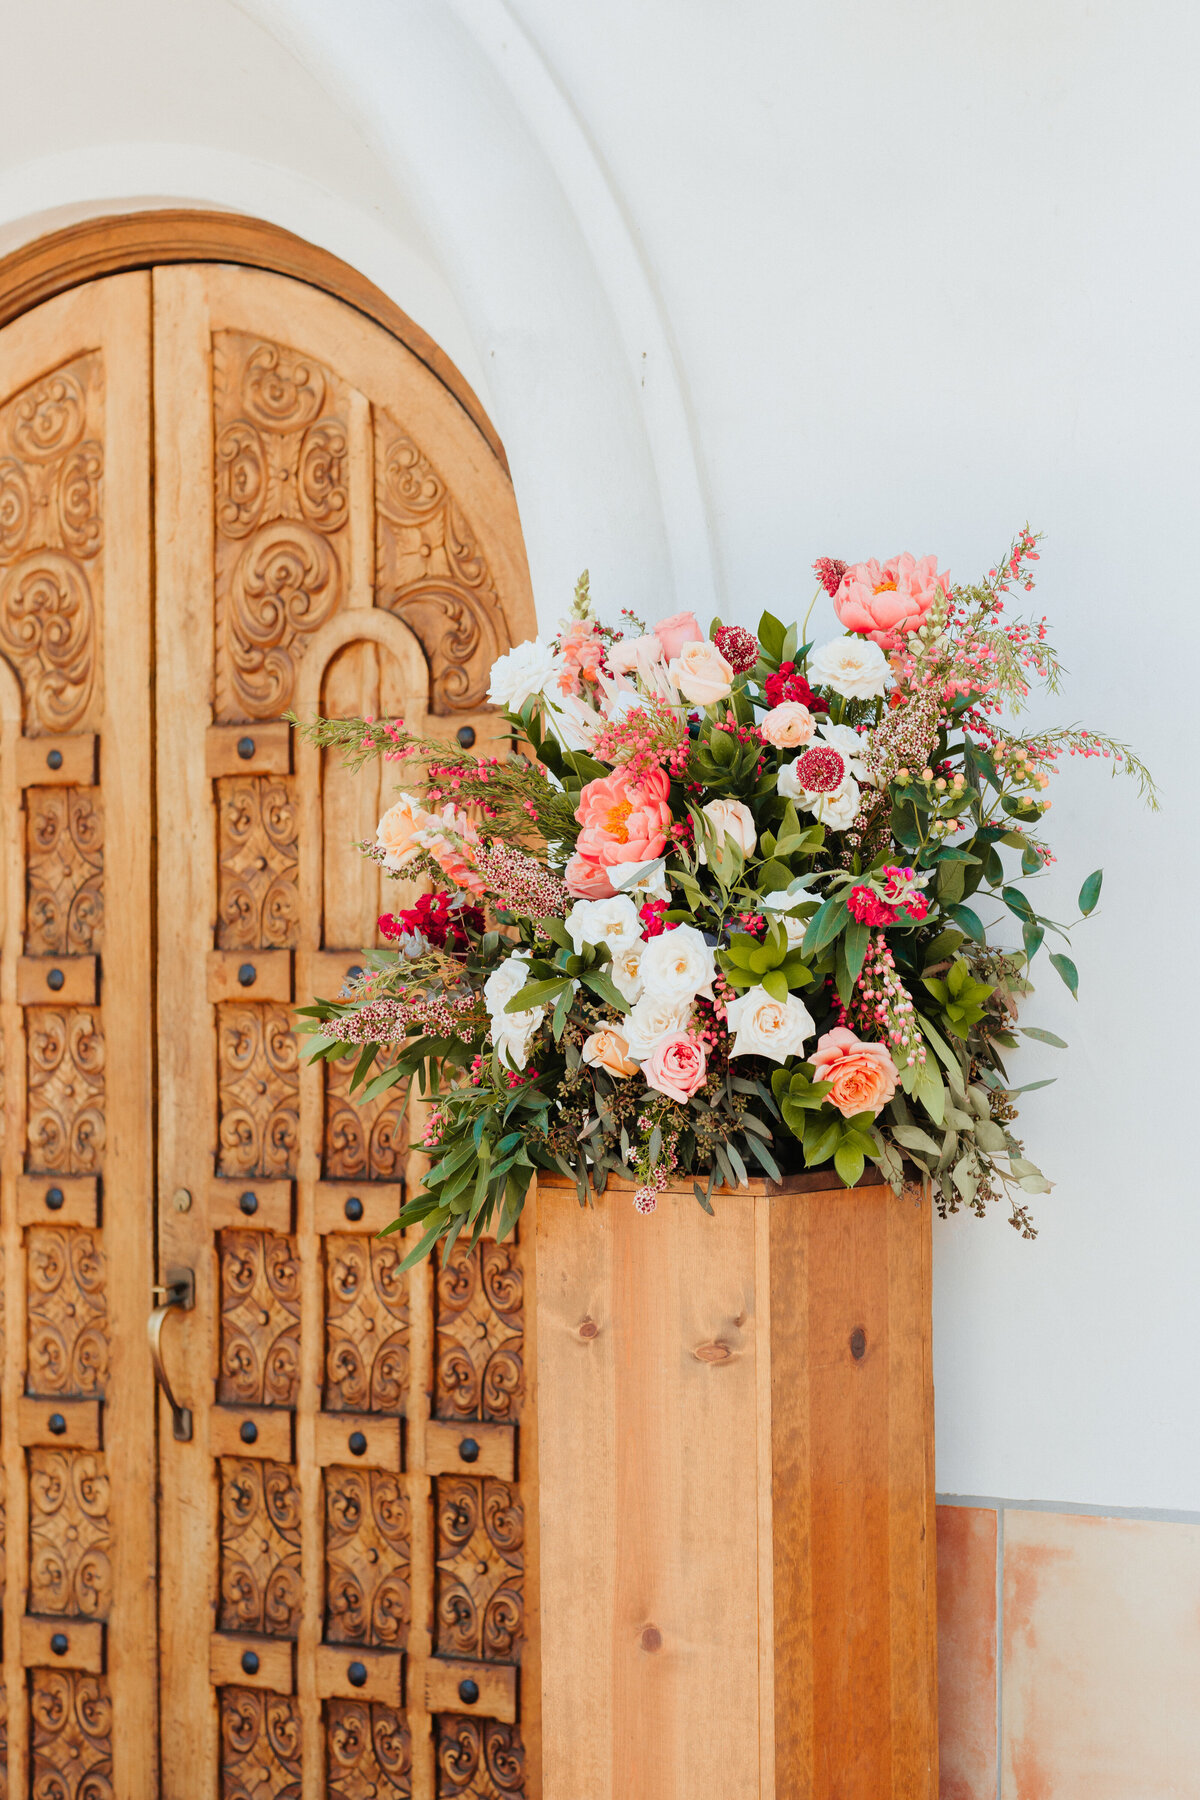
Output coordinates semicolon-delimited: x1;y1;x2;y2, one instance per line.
643;1030;708;1103
574;766;673;870
832;554;951;647
810;1027;898;1118
564;850;618;899
761;701;815;748
655;610;704;660
668;639;735;705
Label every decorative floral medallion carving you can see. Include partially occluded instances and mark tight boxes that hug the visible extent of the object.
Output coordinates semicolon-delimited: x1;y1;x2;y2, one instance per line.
324;1466;411;1647
324;1052;405;1181
326;1699;412;1799
29;1670;112;1800
25;785;104;955
217;1004;299;1179
29;1448;111;1617
217;1229;300;1408
218;1459;303;1638
219;1685;302;1797
435;1240;524;1424
0;356;103;733
436;1716;525;1798
216;776;299;949
325;1234;410;1413
25;1007;104;1174
26;1226;108;1398
435;1477;524;1664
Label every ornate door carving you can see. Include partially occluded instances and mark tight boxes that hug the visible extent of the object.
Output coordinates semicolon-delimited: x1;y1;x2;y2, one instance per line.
0;256;536;1795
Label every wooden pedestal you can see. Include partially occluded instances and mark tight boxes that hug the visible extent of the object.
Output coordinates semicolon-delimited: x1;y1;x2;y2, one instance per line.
533;1171;938;1799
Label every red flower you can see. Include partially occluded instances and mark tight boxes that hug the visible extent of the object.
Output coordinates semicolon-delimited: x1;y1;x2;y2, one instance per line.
812;557;848;598
713;624;759;673
764;662;829;712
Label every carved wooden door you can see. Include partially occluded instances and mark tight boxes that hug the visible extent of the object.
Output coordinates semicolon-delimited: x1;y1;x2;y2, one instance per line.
0;257;537;1797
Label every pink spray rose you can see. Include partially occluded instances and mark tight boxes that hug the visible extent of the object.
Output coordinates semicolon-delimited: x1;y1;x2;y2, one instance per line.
832;554;951;647
761;701;816;748
655;610;704;660
810;1027;898;1118
564;850;618;900
643;1030;708;1103
574;766;673;870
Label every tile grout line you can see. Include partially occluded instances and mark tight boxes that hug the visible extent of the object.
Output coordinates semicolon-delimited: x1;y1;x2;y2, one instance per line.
995;1506;1004;1800
937;1491;1200;1526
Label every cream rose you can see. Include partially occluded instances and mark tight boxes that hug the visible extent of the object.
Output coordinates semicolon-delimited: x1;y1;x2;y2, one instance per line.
698;798;757;867
639;923;716;1003
376;793;433;872
807;636;890;701
582;1027;639;1078
725;985;816;1062
761;702;816;748
668;640;735;706
565;894;642;957
623;993;694;1062
610;942;646;1005
610;857;671;902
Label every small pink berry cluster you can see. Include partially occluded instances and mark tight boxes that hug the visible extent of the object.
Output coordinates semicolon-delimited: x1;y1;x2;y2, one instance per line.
835;934;927;1069
592;695;688;786
332;989;482;1045
734;911;767;937
422;1106;447;1149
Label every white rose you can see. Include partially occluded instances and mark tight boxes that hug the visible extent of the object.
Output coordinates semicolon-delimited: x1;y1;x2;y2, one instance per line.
810;777;861;831
807;636;890;701
816;722;874;784
610;941;646;1005
623;992;694;1061
610;857;671;902
640;923;716;1003
726;986;816;1062
488;638;559;712
492;1018;539;1069
565;894;642;956
483;953;545;1051
698;798;757;866
781;914;807;950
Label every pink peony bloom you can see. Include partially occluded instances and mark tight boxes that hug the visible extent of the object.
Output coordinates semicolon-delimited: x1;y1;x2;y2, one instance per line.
564;850;618;899
810;1027;898;1118
832;554;951;647
643;1030;708;1103
655;610;704;660
574;766;673;870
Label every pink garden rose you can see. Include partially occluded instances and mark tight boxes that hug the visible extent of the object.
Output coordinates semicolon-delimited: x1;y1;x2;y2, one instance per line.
655;610;704;660
832;554;951;647
643;1030;708;1102
810;1027;898;1118
564;850;618;899
761;701;815;748
574;766;673;870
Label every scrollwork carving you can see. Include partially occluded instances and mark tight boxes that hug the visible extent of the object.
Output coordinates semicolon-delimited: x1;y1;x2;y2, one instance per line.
220;1686;302;1797
217;1004;299;1180
26;1008;105;1175
435;1240;523;1424
435;1477;524;1664
327;1699;412;1799
436;1716;525;1798
0;552;96;731
218;1229;300;1408
324;1052;405;1183
26;1226;108;1398
216;776;298;949
11;370;86;462
30;1670;112;1800
219;1459;303;1638
26;785;103;955
299;419;348;532
241;341;325;432
325;1233;409;1413
216;422;268;540
224;521;340;718
324;1466;411;1647
29;1448;111;1617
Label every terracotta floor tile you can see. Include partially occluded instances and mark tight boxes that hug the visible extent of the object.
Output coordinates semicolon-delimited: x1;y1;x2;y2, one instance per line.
937;1504;998;1800
1002;1509;1200;1799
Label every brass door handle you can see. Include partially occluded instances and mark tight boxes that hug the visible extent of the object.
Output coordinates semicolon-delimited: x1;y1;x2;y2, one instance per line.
149;1266;195;1442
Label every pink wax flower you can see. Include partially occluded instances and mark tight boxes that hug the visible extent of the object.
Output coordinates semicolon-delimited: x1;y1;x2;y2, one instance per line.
832;554;951;647
574;766;673;870
643;1031;708;1103
810;1027;899;1118
564;850;618;900
655;610;704;660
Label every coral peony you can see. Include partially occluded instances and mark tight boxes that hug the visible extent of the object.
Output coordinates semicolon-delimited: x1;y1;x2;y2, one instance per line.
655;610;704;660
574;766;673;870
564;849;618;900
643;1031;708;1103
810;1027;898;1118
832;554;951;647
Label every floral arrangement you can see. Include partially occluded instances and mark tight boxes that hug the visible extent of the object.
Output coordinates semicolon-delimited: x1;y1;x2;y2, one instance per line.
294;536;1153;1268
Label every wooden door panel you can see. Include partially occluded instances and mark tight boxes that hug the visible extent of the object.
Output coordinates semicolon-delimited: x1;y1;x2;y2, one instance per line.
153;264;538;1798
0;276;155;1795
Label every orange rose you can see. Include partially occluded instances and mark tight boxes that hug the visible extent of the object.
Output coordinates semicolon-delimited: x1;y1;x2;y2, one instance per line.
810;1027;898;1118
376;793;434;871
582;1027;639;1078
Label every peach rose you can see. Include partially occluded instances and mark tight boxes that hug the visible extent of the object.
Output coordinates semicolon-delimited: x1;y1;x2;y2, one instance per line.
376;793;434;871
698;797;757;865
832;554;950;647
656;610;704;660
668;640;735;706
564;850;618;899
642;1030;708;1103
582;1027;639;1078
575;766;673;869
810;1027;898;1118
761;701;815;748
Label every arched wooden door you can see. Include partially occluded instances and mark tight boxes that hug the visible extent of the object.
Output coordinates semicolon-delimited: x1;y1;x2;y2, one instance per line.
0;253;538;1797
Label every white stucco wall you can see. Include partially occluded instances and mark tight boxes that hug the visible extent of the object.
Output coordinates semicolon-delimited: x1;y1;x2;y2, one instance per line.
0;0;1193;1511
